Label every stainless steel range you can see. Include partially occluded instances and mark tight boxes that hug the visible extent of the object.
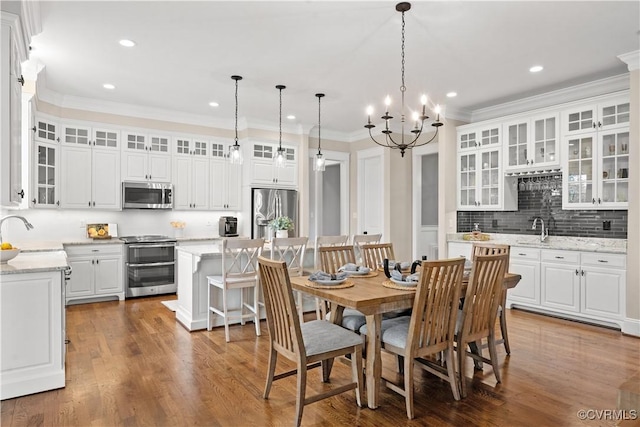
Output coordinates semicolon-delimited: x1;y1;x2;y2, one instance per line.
120;235;177;298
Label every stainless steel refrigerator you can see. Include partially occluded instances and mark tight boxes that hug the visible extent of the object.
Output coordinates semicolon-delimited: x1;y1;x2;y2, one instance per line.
251;188;298;239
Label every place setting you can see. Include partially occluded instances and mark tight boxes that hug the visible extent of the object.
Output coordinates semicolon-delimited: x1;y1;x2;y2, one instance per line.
305;270;353;289
380;258;421;290
339;262;378;278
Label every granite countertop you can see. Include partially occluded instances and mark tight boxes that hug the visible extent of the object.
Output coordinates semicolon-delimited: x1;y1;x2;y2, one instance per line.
0;250;69;275
447;233;627;254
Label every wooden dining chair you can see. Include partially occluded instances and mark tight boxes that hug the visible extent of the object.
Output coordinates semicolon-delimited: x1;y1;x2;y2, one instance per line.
207;238;264;342
270;236;309;322
377;257;466;418
472;243;511;354
456;252;509;398
257;256;364;427
314;235;349;319
352;233;382;264
360;242;395;270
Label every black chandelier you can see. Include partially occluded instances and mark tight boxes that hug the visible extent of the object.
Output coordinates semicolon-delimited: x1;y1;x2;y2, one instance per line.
274;84;287;168
364;2;443;157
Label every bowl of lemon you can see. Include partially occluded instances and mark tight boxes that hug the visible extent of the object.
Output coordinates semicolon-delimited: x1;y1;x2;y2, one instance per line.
0;242;20;264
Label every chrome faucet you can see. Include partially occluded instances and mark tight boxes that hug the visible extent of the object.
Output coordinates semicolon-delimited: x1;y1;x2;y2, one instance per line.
0;215;34;243
532;217;549;242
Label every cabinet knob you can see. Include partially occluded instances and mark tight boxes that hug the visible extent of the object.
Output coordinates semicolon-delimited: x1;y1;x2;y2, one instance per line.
56;201;60;206
575;269;579;275
592;198;596;204
598;198;601;204
17;189;24;199
17;75;25;86
88;201;91;207
581;270;585;276
32;198;36;205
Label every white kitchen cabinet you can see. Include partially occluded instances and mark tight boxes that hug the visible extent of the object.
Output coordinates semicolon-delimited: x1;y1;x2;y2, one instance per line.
250;143;297;187
540;250;580;313
503;112;560;172
32;139;60;208
507;247;541;306
447;241;472;260
210;142;242;210
173;136;210;210
0;269;66;400
60;124;120;209
121;131;171;182
562;94;629;210
64;244;124;303
580;252;625;320
0;19;24;207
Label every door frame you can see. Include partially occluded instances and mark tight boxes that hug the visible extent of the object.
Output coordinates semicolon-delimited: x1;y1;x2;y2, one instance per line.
357;146;385;239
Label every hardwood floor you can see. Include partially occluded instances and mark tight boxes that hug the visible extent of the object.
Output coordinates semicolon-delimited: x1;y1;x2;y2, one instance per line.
2;295;639;426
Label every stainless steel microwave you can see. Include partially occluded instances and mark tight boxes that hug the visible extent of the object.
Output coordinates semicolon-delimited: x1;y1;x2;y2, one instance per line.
122;181;173;209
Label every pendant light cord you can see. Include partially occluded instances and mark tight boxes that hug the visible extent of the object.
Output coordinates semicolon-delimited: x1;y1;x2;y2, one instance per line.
234;78;239;145
317;94;322;155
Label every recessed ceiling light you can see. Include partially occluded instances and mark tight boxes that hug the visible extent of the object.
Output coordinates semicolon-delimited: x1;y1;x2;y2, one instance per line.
119;39;136;47
103;83;115;90
529;65;544;73
287;115;296;120
209;101;219;107
446;92;457;98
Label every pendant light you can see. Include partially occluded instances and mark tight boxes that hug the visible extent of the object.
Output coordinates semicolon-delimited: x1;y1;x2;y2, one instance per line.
229;75;243;165
274;84;286;168
313;93;326;172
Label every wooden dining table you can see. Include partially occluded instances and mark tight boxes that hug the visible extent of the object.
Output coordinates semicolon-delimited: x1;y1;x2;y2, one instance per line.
289;270;521;409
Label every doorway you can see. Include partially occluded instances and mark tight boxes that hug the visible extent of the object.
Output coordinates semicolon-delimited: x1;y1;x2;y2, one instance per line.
412;143;439;260
308;150;349;242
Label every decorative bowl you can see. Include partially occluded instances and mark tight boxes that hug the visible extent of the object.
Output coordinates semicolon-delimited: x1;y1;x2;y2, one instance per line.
0;248;20;264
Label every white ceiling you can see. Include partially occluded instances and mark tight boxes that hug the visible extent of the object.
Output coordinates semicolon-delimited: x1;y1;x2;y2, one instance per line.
25;1;640;138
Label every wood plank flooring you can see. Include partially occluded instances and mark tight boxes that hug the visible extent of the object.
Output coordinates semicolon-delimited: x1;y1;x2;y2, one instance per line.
2;295;639;426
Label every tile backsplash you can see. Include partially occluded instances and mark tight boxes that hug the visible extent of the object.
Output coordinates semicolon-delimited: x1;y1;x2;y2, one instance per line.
457;177;628;239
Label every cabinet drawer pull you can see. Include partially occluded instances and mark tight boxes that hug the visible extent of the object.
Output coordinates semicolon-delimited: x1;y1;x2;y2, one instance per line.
554;256;564;259
518;253;526;256
597;259;608;263
575;269;579;275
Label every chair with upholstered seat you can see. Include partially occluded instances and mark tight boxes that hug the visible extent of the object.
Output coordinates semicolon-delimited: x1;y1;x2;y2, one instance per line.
257;256;364;427
360;242;395;270
456;252;509;398
270;236;309;321
207;238;264;342
471;243;511;354
376;257;466;418
352;233;382;265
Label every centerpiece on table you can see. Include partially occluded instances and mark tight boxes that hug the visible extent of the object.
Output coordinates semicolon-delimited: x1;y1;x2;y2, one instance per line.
269;216;294;239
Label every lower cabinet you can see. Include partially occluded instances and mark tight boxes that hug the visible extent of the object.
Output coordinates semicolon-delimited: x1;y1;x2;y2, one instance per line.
0;270;66;400
541;250;581;313
508;247;541;306
64;244;124;304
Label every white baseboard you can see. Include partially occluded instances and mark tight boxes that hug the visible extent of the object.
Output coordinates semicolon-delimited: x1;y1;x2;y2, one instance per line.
622;317;640;337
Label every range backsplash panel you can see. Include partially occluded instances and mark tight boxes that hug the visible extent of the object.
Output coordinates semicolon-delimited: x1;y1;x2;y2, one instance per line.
457;177;628;239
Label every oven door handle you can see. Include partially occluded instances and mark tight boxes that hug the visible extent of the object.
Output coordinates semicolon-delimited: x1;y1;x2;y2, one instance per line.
127;261;175;268
127;243;176;249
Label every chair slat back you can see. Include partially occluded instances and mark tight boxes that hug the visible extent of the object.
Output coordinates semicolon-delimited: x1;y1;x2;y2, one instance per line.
270;237;308;277
314;235;349;269
222;238;265;281
318;245;356;274
407;257;465;354
472;243;510;269
352;234;382;264
361;243;395;270
460;253;509;341
258;256;304;359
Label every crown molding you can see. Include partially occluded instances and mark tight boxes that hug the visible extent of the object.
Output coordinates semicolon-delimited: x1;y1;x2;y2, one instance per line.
618;50;640;71
471;73;630;123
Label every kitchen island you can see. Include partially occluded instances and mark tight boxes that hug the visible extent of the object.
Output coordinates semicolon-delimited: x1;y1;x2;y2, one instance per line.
0;250;69;400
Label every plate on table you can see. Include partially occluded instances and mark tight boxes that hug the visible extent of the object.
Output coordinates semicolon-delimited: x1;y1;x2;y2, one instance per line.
390;277;418;287
312;278;347;286
344;269;370;276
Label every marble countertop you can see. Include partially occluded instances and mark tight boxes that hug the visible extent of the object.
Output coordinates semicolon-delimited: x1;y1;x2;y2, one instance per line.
176;244;223;257
447;233;627;254
0;250;69;275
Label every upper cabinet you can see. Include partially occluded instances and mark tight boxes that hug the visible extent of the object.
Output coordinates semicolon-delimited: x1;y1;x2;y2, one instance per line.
1;20;25;206
59;123;121;210
503;112;560;172
561;95;630;210
210;142;241;210
172;137;210;210
32;116;60;209
249;142;297;187
457;123;517;211
121;131;171;182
